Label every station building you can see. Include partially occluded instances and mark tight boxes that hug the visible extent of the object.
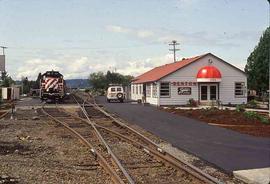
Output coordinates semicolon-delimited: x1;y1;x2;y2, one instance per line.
131;53;247;106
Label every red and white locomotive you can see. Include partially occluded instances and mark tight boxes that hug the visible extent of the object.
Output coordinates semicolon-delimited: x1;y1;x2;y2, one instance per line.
40;70;65;101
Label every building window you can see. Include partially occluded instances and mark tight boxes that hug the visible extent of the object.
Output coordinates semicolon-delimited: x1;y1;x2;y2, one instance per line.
160;82;170;97
136;85;138;94
235;82;245;97
132;85;135;94
146;84;151;97
139;85;142;94
152;83;157;98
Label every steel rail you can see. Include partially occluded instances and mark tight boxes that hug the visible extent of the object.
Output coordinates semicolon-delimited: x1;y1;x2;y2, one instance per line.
66;104;219;184
0;110;9;119
80;93;222;184
73;95;135;184
41;104;125;184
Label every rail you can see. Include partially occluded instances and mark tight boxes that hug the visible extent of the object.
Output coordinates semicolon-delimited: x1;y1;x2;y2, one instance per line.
78;92;222;184
41;103;126;184
73;96;135;184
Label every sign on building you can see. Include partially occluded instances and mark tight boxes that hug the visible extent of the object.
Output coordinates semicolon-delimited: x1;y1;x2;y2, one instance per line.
178;87;192;95
0;55;5;72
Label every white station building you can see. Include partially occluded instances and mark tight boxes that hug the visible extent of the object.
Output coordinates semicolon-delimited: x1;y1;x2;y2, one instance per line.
131;53;247;106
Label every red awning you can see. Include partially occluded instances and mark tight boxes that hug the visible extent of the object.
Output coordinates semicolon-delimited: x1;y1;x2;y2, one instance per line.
197;66;221;82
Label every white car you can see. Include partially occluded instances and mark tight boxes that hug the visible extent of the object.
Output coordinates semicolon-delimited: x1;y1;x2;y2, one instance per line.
106;86;125;103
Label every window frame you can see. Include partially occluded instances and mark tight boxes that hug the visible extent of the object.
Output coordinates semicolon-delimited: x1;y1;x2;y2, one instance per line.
152;83;157;98
160;82;171;98
146;83;151;97
234;82;246;98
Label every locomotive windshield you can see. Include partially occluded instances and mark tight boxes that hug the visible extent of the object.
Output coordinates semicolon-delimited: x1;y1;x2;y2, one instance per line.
44;71;63;78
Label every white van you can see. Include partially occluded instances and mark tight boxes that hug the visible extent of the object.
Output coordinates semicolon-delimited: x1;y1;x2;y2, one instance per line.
106;86;125;103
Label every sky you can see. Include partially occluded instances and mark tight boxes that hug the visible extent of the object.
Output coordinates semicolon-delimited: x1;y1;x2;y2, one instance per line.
0;0;268;80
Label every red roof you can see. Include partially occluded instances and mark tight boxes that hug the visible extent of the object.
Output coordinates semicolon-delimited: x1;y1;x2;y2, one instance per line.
133;53;208;84
197;66;222;79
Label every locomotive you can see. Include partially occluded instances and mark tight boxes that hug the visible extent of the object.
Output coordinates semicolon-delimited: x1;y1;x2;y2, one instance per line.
40;70;65;101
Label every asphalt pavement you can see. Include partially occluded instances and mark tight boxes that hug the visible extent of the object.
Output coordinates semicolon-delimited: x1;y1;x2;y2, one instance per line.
96;96;270;173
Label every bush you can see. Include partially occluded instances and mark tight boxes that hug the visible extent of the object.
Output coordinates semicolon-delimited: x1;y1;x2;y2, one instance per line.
246;100;258;108
243;111;259;120
236;104;245;112
187;98;198;107
259;116;270;124
244;111;270;124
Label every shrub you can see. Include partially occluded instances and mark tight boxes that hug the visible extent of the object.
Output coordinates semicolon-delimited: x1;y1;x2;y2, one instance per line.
259;116;270;124
244;111;270;124
246;100;258;108
187;98;198;107
236;104;245;112
243;111;259;120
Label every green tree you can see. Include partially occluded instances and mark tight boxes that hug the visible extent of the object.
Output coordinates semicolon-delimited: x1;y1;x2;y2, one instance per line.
245;27;269;93
89;72;107;93
89;71;134;93
21;77;31;94
1;71;14;87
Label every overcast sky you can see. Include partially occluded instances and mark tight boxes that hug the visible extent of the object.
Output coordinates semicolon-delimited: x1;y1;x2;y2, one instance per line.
0;0;268;80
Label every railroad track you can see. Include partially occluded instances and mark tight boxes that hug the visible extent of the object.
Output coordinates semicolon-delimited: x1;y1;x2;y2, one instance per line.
71;92;222;184
42;104;126;184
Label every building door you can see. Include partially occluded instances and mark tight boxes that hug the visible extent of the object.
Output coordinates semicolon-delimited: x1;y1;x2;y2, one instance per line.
200;84;218;102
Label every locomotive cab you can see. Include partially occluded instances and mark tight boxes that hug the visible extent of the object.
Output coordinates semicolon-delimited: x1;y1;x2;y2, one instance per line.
40;71;65;102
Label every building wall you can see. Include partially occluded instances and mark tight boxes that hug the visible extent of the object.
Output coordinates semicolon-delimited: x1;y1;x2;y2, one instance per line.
159;54;247;105
146;83;159;105
130;83;159;105
130;83;143;100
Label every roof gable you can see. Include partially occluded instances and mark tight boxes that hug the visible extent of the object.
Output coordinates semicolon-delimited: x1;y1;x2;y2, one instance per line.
132;53;246;84
132;53;207;84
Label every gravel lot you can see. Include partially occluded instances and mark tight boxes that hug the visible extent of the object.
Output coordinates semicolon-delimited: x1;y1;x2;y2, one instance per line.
0;102;245;184
0;108;110;184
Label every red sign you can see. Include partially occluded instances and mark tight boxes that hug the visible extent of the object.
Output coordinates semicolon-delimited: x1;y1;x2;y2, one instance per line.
172;81;197;86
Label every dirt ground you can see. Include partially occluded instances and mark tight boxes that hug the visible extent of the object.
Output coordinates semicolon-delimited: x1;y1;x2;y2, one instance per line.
0;105;244;184
163;108;270;137
0;108;110;184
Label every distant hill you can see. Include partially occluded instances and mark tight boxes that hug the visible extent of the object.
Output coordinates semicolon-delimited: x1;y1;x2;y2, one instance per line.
65;79;91;89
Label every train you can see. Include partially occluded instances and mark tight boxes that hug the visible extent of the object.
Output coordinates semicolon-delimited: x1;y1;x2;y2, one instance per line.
40;70;66;102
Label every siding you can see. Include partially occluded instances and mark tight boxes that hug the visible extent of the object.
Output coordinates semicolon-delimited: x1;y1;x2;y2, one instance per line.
131;83;159;105
159;55;247;105
131;84;143;100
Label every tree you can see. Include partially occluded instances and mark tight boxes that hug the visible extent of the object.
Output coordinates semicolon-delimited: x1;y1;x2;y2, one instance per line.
89;72;107;93
1;71;14;87
245;27;270;94
21;77;31;94
89;71;134;93
32;73;42;89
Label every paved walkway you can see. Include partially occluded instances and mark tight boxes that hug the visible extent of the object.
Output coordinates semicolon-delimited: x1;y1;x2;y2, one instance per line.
96;97;270;173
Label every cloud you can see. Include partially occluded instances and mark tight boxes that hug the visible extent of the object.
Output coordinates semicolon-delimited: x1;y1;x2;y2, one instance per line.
136;30;155;38
106;25;131;34
106;25;155;39
14;54;175;80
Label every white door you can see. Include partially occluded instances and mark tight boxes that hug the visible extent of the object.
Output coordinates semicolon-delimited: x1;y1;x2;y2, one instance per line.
200;84;218;102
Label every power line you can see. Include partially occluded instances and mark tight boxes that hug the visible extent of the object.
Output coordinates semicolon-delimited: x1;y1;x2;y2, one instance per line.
169;40;180;63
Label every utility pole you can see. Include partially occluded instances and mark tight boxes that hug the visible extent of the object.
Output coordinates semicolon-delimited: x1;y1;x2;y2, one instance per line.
169;40;180;63
266;0;270;117
0;46;7;55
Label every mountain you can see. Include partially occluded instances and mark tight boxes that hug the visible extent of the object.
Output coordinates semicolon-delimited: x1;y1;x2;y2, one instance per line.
65;79;91;89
